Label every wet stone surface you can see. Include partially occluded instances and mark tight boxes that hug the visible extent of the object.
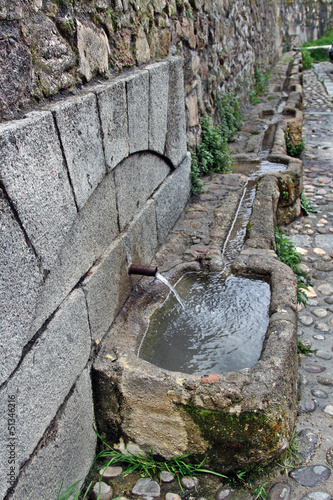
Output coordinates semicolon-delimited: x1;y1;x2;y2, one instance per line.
289;465;331;487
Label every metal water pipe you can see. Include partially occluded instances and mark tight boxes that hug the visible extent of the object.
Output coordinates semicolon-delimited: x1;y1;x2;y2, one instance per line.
128;264;158;276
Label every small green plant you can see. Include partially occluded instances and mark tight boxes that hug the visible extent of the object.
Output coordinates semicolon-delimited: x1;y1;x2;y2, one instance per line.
56;479;93;500
300;192;317;215
278;428;301;472
250;65;270;104
301;48;314;70
286;129;305;157
185;8;193;19
274;227;312;305
188;114;233;194
215;92;243;142
234;472;269;499
297;339;312;356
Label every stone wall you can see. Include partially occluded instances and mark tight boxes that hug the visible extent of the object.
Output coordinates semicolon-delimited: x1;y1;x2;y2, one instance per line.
0;57;190;499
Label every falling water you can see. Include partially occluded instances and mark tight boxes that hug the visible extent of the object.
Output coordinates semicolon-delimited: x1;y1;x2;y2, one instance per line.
155;272;185;310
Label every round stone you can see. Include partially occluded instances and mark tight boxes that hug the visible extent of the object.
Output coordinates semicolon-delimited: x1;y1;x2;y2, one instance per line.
317;283;333;295
297;429;321;464
308;299;319;306
296;246;308;255
315;322;330;332
289;465;331;487
325;296;333;305
132;478;160;497
160;470;175;483
100;466;123;478
323;405;333;417
91;482;113;500
300;316;314;326
312;309;328;318
326;447;333;467
181;477;198;489
166;494;182;500
216;487;233;500
313;335;326;340
301;493;332;500
316;350;332;360
303;399;317;412
303;363;326;373
312;389;329;400
313;248;327;256
317;376;333;386
269;483;291;500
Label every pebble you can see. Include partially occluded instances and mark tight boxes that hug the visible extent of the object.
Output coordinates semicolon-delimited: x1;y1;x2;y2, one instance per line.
298;429;321;463
303;363;326;373
312;308;328;318
180;476;198;489
300;315;314;326
91;482;113;500
269;483;291;499
313;334;325;340
301;493;332;500
317;376;333;386
323;405;333;417
303;399;317;412
326;447;333;467
100;466;123;478
166;494;181;500
317;283;333;295
132;478;160;497
315;350;332;360
289;465;331;487
311;389;329;398
160;471;175;483
313;248;327;256
215;487;233;500
315;322;330;332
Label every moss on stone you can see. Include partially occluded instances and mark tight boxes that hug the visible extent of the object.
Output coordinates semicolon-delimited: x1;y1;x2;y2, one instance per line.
184;404;285;470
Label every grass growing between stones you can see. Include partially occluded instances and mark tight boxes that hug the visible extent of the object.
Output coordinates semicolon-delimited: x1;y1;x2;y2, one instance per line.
300;192;317;215
278;428;302;473
249;65;270;104
274;227;312;306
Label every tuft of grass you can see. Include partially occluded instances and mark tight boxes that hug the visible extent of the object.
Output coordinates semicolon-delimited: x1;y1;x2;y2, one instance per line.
92;431;227;485
278;428;301;472
301;48;314;70
56;480;93;500
274;227;312;306
250;65;270;104
232;472;270;499
215;92;243;142
297;339;312;356
286;129;305;157
300;192;317;215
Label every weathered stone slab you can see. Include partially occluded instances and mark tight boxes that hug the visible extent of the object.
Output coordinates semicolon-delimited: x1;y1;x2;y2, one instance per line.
124;200;158;269
126;71;149;153
147;61;169;155
0;289;91;500
9;369;96;500
95;78;129;171
52;93;106;209
82;238;132;341
0;189;42;385
32;171;119;334
77;19;110;82
164;57;187;168
0;111;77;269
154;152;191;244
115;152;170;231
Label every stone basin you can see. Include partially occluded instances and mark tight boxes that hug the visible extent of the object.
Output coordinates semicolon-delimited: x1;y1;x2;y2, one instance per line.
92;170;299;472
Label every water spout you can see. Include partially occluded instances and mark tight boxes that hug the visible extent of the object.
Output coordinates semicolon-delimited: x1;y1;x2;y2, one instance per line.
156;272;185;310
128;264;158;276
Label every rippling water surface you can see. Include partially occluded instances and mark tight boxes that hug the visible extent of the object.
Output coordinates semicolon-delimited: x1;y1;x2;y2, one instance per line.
139;273;270;374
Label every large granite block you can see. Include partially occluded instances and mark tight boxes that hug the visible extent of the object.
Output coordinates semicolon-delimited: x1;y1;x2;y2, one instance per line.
0;189;42;385
147;61;169;155
32;171;119;334
164;57;187;168
126;71;149;154
154;152;191;244
95;78;129;171
52;93;106;209
82;238;132;341
0;111;77;269
114;152;170;231
10;369;96;500
0;289;91;500
124;200;158;268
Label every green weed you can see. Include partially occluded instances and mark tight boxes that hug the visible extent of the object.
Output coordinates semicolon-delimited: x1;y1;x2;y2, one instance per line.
215;92;243;142
297;339;312;356
56;479;93;500
250;65;270;104
274;227;312;306
232;472;270;499
300;192;317;215
285;129;305;157
301;48;314;70
278;428;301;472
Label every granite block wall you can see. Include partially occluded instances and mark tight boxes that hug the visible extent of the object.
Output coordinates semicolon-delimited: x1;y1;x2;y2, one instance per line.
0;56;190;499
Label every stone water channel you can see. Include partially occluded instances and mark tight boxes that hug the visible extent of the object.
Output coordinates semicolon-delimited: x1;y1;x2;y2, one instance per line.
90;56;333;499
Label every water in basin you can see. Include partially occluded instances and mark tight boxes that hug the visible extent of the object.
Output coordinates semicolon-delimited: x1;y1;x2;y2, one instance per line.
139;273;270;375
